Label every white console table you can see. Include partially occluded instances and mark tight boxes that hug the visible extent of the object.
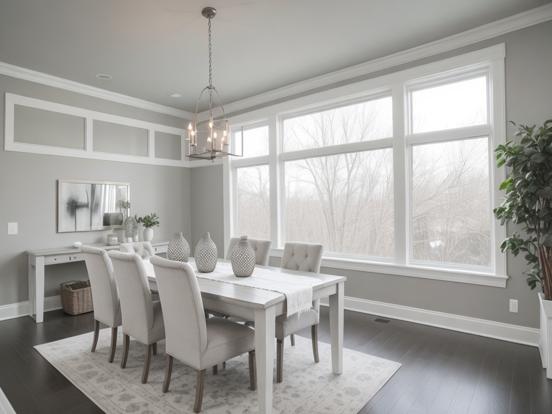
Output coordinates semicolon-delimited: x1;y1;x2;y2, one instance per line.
27;241;169;323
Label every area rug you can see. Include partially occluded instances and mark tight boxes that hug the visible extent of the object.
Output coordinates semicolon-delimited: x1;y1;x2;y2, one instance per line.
35;330;400;413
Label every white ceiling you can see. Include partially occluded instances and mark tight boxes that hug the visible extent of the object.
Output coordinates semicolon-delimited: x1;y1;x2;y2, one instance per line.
0;0;549;112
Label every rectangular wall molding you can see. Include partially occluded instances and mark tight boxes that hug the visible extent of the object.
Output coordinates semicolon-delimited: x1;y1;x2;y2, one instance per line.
321;295;539;347
0;295;61;322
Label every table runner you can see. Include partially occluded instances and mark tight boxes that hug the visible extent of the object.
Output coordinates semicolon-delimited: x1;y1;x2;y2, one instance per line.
196;262;317;316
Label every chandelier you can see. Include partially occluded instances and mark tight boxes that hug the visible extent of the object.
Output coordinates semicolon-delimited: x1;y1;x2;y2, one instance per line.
187;7;242;160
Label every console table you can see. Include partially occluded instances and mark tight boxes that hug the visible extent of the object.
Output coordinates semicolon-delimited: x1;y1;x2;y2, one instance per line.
27;241;169;323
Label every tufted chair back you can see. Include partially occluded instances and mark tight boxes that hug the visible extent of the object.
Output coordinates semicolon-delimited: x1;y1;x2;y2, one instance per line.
82;245;121;327
120;242;154;259
281;242;323;273
227;237;272;266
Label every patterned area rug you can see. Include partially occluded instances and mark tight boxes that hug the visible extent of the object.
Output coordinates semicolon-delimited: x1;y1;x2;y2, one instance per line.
35;330;400;413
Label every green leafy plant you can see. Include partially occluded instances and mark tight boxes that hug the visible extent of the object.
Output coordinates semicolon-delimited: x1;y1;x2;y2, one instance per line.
136;213;160;229
494;120;552;300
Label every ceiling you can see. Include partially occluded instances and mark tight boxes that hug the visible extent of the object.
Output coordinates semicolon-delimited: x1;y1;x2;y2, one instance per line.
0;0;549;112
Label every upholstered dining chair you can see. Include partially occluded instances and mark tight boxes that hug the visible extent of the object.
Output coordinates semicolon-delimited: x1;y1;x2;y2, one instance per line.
151;255;256;413
276;242;323;383
226;237;272;266
81;246;121;363
108;250;165;384
120;241;154;259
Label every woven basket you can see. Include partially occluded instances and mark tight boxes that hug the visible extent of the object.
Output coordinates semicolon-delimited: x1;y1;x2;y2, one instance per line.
60;280;93;315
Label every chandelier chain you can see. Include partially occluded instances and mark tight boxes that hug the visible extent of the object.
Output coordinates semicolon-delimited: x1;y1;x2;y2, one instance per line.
208;17;213;89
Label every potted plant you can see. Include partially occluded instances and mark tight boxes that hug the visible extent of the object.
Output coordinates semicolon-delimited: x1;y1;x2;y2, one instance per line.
494;119;552;378
136;213;160;242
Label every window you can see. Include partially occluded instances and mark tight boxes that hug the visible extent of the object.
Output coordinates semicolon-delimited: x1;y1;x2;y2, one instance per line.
284;149;394;258
283;96;392;152
228;46;506;285
235;165;270;240
233;125;269;157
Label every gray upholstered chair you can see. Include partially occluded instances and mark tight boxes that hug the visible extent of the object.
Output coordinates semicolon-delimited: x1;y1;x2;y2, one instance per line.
108;250;165;384
226;237;272;266
276;242;323;383
120;241;154;259
151;256;256;413
81;246;122;363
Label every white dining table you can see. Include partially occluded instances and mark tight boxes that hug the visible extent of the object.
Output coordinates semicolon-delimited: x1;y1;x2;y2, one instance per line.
145;258;346;414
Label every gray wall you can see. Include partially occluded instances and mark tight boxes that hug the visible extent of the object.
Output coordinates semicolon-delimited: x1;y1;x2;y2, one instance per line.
190;22;552;328
0;74;191;305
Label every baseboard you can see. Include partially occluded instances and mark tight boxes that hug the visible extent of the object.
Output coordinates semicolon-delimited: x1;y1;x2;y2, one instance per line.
321;295;539;347
0;296;62;321
0;387;16;414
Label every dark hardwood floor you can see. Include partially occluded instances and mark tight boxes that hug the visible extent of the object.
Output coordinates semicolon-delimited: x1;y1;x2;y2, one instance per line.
0;308;550;413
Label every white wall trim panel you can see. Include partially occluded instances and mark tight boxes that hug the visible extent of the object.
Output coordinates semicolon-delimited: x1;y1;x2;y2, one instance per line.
0;61;192;119
320;295;539;347
199;4;551;119
0;295;61;322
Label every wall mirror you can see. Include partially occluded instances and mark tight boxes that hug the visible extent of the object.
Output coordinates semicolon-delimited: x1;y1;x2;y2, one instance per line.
57;180;130;233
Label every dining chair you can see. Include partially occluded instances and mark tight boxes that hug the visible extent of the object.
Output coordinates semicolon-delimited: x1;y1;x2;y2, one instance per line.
120;241;154;259
151;255;256;413
108;250;165;384
226;237;272;266
276;242;323;383
81;246;121;363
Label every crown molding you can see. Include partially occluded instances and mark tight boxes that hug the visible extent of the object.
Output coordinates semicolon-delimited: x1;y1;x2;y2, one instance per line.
199;3;552;120
0;62;193;120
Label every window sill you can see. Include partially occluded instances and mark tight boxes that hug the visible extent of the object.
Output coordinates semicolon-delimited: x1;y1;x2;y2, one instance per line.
269;249;508;288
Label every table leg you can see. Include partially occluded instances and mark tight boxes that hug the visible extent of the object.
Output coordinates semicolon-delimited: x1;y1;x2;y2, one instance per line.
254;306;276;414
34;256;45;323
28;255;36;319
329;281;344;374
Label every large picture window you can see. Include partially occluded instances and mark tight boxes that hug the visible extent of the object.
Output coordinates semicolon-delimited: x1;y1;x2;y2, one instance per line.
228;46;506;286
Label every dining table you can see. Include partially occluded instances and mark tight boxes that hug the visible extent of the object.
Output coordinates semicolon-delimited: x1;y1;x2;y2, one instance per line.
143;258;346;414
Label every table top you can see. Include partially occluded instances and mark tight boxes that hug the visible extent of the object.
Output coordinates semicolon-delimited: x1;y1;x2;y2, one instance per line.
147;259;346;310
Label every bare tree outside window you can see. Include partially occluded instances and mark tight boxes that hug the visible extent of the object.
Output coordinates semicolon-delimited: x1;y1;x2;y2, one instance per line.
282;97;394;257
236;165;270;240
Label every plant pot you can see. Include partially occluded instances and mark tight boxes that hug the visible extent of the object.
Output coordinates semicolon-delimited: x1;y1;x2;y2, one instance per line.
143;227;154;242
538;292;552;379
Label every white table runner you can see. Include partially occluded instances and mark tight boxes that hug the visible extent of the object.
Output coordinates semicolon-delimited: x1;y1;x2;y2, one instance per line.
196;262;318;317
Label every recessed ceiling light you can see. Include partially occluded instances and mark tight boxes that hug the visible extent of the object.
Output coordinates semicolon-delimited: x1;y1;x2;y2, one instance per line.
96;73;112;81
170;93;182;98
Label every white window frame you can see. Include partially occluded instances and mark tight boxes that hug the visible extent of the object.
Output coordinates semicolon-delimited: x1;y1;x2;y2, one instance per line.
225;44;507;287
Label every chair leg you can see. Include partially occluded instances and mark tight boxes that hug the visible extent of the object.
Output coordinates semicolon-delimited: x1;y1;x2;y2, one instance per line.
194;369;206;413
311;325;320;363
212;364;218;375
108;327;118;363
163;355;173;393
248;350;256;391
142;344;153;384
290;334;295;346
121;334;130;369
222;361;226;370
276;339;284;383
91;320;100;352
152;342;157;356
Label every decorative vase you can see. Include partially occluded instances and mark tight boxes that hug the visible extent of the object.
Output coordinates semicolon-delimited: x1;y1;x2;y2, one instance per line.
124;216;138;242
195;232;217;273
143;227;154;242
230;236;256;277
167;232;190;262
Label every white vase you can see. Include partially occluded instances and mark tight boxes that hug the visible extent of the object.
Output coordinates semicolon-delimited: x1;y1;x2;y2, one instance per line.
230;236;256;277
539;292;552;379
143;227;154;242
195;232;217;273
167;232;190;262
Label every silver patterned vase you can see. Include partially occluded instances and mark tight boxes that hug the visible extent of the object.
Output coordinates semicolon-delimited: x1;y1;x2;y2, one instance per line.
230;236;256;277
167;232;190;262
194;232;218;273
123;216;138;242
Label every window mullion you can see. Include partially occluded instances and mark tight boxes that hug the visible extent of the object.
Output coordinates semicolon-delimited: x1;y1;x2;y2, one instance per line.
392;85;407;265
268;115;280;249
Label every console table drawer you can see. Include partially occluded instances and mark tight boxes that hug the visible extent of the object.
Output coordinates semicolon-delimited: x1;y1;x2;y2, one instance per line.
44;254;82;265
